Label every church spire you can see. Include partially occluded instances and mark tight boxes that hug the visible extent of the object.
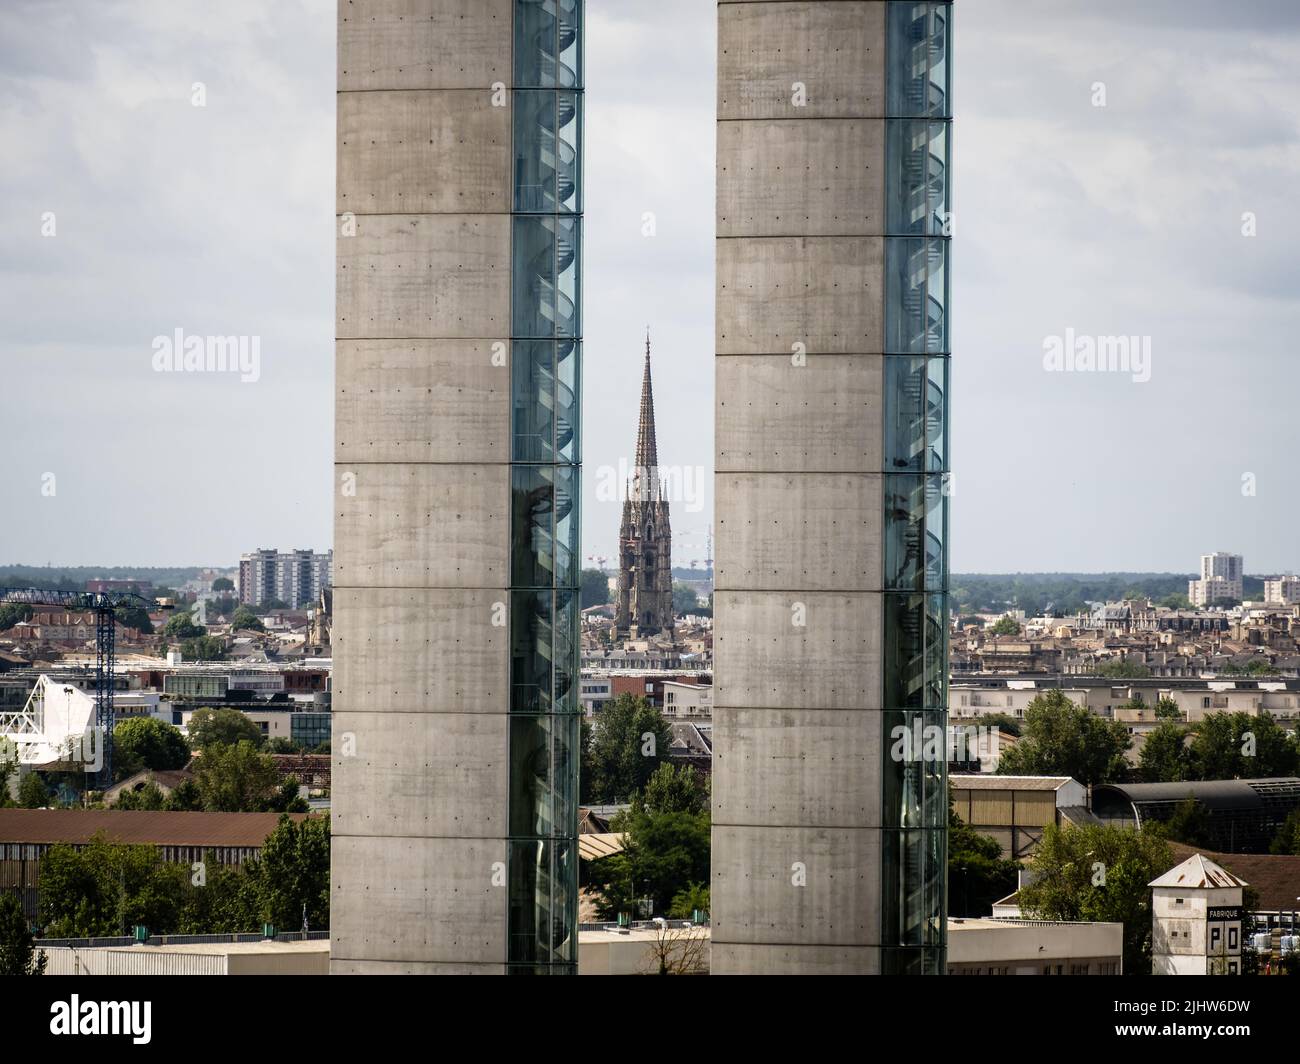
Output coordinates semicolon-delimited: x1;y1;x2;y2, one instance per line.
635;328;659;476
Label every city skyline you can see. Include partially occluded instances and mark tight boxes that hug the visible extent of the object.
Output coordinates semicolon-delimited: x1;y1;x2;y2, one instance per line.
3;0;1300;572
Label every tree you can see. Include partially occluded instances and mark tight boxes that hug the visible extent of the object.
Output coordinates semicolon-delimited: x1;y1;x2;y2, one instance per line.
229;606;266;633
0;892;45;975
187;708;264;750
1138;722;1192;783
995;689;1130;785
1018;821;1173;975
163;610;205;640
255;814;330;931
1270;809;1300;856
113;718;190;780
989;616;1020;637
667;883;710;920
1155;697;1183;721
672;582;699;615
639;763;708;816
584;694;673;803
580;569;610;609
1188;711;1300;781
977;712;1022;738
39;835;184;938
948;796;1020;918
17;773;49;809
193;741;280;812
0;602;33;631
0;739;17;807
1162;797;1215;848
212;577;235;592
207;596;237;619
586;804;711;921
641;922;708;975
1098;659;1152;679
179;634;226;661
1159;593;1191;610
114;604;154;635
164;778;203;811
113;781;168;811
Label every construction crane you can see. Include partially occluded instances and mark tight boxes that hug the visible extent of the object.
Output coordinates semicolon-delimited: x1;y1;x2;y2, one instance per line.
0;587;170;788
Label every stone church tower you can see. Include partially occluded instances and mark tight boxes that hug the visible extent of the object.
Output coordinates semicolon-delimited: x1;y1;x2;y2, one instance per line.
615;336;673;640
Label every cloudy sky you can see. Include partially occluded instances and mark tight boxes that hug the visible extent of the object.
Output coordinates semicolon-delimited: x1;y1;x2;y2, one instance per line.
1;0;1297;574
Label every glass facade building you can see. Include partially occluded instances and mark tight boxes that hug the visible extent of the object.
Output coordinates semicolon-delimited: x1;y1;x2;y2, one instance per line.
880;0;952;976
507;0;583;975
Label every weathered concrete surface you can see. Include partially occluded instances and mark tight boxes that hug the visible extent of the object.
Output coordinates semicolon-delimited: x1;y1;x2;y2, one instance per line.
716;237;884;355
715;473;882;592
338;91;511;215
718;119;884;237
717;1;886;121
330;835;507;965
332;588;509;713
713;590;882;710
336;340;511;464
336;214;511;341
338;0;512;92
716;354;882;473
710;826;882;945
334;463;509;588
712;707;883;828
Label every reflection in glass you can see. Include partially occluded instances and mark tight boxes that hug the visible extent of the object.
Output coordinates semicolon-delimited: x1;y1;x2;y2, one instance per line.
883;474;947;591
883;356;947;472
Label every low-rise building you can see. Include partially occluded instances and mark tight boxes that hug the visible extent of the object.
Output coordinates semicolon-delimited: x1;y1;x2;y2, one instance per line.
946;918;1124;975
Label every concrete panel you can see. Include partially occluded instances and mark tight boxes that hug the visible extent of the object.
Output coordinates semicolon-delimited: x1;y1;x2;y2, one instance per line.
713;590;881;710
715;472;881;592
329;835;507;965
332;711;508;837
331;588;508;712
338;0;512;91
716;354;881;472
336;340;510;464
711;942;880;975
334;464;509;587
338;91;510;215
717;237;883;355
337;214;510;340
712;707;882;828
710;826;880;945
718;120;884;237
718;1;886;121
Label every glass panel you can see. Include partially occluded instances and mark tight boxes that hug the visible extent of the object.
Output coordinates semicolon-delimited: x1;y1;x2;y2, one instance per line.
883;473;947;591
883;592;947;709
508;839;576;965
512;216;581;340
509;714;578;837
884;356;947;472
885;238;947;354
887;2;951;118
882;710;949;830
513;92;582;214
881;829;946;948
512;340;581;464
510;589;578;714
511;464;579;588
886;120;949;236
515;0;582;89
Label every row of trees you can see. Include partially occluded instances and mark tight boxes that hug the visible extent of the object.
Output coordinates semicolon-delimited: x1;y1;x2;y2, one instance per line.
994;690;1300;786
36;814;329;938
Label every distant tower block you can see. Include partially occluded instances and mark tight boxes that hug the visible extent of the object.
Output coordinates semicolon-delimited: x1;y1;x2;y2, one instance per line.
615;334;674;640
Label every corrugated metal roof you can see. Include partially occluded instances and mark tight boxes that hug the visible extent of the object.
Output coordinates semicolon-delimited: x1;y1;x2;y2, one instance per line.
0;809;313;848
951;775;1075;791
577;832;626;861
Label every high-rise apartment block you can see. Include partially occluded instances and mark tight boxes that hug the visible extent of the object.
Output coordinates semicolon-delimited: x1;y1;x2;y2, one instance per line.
1264;575;1300;606
713;0;953;974
238;548;332;608
1190;552;1243;606
332;0;583;974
